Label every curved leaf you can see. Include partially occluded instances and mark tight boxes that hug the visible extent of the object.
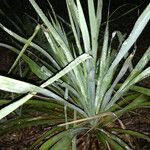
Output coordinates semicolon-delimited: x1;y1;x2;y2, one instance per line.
111;128;150;140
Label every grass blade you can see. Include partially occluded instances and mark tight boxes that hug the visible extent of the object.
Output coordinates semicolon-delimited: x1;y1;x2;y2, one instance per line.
0;53;91;119
76;0;90;53
111;128;150;140
41;53;92;88
0;23;60;69
102;52;134;109
8;24;40;73
109;3;150;71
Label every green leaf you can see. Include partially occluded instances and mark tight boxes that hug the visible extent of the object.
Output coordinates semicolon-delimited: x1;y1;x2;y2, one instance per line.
116;95;149;116
0;53;90;120
97;130;125;150
97;131;107;149
76;0;90;53
8;24;40;73
95;22;109;113
0;43;49;80
0;116;62;136
111;128;150;140
102;52;134;109
101;5;150;110
96;0;103;32
100;129;132;150
116;84;150;97
66;0;83;55
106;47;150;110
29;0;73;63
109;4;150;71
51;137;72;150
39;130;69;150
0;75;50;94
88;0;99;58
0;23;60;69
39;128;85;150
28;128;60;150
41;53;92;88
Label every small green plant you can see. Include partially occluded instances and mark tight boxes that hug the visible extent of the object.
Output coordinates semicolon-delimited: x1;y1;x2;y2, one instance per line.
0;0;150;149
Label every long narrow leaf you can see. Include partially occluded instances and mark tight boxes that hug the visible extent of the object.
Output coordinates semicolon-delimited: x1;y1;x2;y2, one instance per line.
109;3;150;71
102;52;134;109
0;23;60;69
111;128;150;140
8;24;40;73
0;53;91;119
41;53;91;88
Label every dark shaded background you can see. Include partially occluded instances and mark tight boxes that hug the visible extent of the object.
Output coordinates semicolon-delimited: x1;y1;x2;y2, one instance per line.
0;0;149;33
0;0;149;72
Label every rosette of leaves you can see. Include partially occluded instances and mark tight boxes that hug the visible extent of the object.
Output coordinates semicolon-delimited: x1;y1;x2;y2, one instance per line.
0;0;150;149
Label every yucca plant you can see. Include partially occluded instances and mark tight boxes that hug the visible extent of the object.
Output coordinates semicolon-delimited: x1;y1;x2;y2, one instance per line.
0;0;150;149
